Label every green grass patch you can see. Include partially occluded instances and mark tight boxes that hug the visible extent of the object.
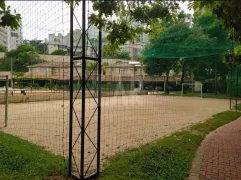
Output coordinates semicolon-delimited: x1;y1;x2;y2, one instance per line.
191;111;241;134
100;111;241;180
0;131;67;180
160;92;229;99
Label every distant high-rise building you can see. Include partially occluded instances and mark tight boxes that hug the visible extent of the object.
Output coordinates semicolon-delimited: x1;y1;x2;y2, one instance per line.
0;27;8;48
46;27;103;55
0;9;22;51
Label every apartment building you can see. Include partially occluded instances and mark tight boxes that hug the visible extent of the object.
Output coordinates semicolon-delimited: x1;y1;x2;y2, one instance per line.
0;10;22;51
46;26;100;55
0;27;8;48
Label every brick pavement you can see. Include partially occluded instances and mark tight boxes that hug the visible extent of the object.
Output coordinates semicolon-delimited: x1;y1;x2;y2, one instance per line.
189;117;241;180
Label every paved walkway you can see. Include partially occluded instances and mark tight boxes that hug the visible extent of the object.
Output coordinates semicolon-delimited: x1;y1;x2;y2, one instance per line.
189;117;241;180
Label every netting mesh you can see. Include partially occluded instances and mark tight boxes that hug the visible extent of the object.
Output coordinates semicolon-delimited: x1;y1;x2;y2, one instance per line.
0;0;70;172
143;23;237;59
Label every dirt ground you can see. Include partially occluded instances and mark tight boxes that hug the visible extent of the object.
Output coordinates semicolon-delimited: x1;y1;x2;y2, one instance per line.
0;95;234;173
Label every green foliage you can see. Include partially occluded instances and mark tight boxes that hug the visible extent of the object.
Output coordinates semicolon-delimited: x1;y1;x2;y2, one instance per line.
23;40;48;54
234;45;241;63
143;12;232;94
0;1;21;29
85;61;109;75
44;82;53;90
143;58;178;93
0;131;67;180
193;56;228;81
191;111;241;134
101;111;241;180
0;45;44;72
227;66;241;97
12;71;24;78
51;49;67;55
193;0;241;43
104;51;131;60
144;10;235;59
88;1;179;51
0;45;7;52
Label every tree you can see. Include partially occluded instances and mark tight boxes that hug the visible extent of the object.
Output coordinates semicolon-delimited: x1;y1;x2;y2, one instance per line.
103;50;131;60
23;40;48;54
143;11;232;94
51;49;67;55
193;11;231;93
0;45;7;52
0;45;44;72
86;1;179;52
143;57;178;94
0;1;21;29
192;0;241;43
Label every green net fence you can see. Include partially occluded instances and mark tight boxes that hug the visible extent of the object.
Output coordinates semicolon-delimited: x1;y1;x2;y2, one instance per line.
143;24;237;59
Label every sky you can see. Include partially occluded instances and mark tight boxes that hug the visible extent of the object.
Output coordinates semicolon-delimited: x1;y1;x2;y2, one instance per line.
6;1;193;41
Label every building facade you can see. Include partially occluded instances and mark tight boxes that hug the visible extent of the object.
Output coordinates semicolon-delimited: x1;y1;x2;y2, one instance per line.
0;10;22;51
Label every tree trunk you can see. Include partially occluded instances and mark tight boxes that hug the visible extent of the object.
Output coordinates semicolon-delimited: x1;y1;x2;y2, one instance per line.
165;70;170;94
180;61;186;85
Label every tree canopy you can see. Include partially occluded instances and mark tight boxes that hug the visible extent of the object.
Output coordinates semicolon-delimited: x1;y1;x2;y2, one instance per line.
0;1;21;29
50;49;67;55
192;0;241;43
23;40;48;54
103;51;131;60
85;1;179;52
143;12;235;59
143;12;233;93
0;45;44;72
0;45;7;52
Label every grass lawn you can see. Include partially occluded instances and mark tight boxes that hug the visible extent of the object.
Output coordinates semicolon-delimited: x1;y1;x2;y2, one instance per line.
0;131;67;180
100;111;241;180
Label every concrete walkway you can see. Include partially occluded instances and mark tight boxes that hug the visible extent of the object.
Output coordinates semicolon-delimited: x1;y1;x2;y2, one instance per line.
189;117;241;180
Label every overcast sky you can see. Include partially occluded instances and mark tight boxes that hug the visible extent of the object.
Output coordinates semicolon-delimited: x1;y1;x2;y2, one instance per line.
6;1;193;41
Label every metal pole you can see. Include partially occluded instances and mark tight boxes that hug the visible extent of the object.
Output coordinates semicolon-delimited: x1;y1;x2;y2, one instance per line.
181;83;183;96
81;0;86;178
230;65;232;109
97;29;102;176
5;75;8;127
214;57;217;95
68;2;74;177
201;84;203;98
236;66;238;111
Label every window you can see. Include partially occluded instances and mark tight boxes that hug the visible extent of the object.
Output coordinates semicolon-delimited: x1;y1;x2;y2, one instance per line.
36;68;40;73
116;68;120;73
45;68;49;73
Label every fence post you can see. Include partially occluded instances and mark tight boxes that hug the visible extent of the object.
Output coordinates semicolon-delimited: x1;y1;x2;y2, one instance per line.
5;75;8;127
236;66;239;111
230;65;233;109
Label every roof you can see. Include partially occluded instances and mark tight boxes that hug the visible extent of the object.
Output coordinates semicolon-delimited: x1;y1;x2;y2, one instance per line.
27;61;82;68
0;71;12;79
0;71;11;76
